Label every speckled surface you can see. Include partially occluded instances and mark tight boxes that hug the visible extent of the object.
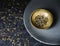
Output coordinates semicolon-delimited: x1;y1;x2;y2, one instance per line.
0;0;57;46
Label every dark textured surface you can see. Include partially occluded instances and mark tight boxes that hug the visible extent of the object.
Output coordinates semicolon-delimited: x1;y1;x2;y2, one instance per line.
0;0;58;46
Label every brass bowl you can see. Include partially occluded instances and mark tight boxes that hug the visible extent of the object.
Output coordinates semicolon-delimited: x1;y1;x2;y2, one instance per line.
31;9;53;29
24;0;60;45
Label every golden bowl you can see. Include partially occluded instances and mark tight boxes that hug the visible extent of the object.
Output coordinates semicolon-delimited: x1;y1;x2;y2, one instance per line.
31;9;53;29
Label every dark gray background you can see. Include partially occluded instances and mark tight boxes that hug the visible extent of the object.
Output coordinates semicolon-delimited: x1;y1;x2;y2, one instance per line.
0;0;59;46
